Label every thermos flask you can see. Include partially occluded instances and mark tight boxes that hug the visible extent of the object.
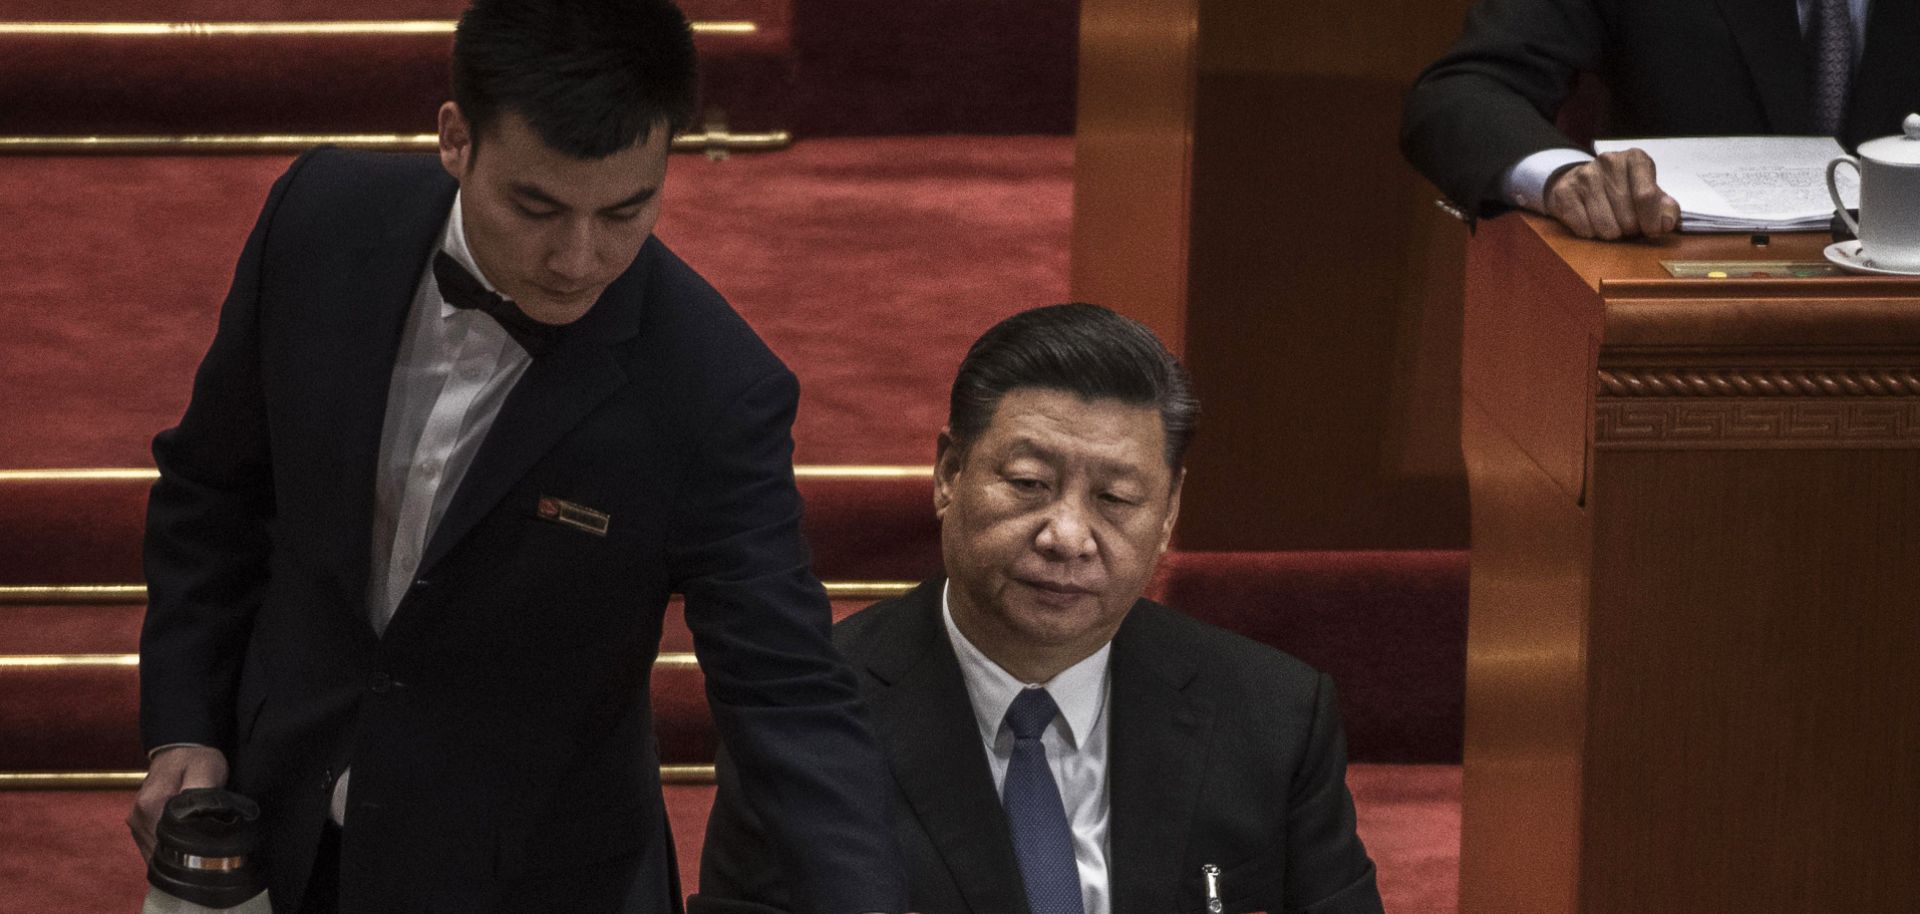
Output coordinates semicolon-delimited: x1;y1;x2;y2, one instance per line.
140;788;271;914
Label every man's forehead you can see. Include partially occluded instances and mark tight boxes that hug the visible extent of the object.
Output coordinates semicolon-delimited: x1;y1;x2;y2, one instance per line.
986;390;1164;444
476;114;668;203
980;391;1170;478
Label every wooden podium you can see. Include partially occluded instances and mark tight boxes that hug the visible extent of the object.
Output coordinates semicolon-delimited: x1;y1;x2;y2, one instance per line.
1459;215;1920;914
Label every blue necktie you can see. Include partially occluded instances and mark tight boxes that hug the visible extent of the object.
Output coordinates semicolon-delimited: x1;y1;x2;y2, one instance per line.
1808;0;1855;136
1002;688;1085;914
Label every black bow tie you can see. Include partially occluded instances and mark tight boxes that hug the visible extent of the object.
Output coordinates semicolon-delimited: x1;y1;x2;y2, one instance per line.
432;252;563;356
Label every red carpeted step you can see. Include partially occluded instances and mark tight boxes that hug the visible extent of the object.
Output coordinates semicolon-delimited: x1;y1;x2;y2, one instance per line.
0;597;884;769
0;605;143;654
0;661;143;770
0;598;883;655
792;0;1079;136
0;478;150;585
0;648;720;769
1153;550;1469;764
0;472;936;584
0;1;792;135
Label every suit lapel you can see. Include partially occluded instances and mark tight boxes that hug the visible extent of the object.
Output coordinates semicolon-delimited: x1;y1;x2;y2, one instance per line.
1107;604;1213;914
321;169;458;613
868;584;1031;914
416;246;651;574
1714;0;1815;133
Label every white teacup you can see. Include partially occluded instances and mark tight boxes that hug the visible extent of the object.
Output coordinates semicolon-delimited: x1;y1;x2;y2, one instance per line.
1828;114;1920;273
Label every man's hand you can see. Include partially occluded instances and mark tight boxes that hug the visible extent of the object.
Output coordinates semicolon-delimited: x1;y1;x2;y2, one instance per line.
128;746;229;860
1544;148;1682;240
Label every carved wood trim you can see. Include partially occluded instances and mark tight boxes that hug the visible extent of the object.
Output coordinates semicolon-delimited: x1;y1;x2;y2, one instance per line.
1597;368;1920;398
1594;400;1920;449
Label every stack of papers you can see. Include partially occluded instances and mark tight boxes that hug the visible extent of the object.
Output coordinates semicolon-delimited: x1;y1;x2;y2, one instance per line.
1593;136;1860;233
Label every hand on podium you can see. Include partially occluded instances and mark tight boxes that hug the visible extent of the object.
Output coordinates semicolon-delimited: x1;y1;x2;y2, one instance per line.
1545;148;1681;241
128;746;229;861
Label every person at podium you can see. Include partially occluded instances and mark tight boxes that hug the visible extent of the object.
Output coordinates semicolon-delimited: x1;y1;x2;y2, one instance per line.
691;304;1384;914
1400;0;1920;240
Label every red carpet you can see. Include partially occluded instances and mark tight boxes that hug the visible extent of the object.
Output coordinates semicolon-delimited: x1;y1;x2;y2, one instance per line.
0;136;1071;468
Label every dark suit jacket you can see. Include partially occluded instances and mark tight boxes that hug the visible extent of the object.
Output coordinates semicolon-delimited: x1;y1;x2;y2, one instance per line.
1401;0;1920;214
140;148;904;914
690;580;1383;914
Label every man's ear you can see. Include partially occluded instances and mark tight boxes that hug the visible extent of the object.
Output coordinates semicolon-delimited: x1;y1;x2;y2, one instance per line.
933;429;961;519
438;101;473;180
1156;467;1185;555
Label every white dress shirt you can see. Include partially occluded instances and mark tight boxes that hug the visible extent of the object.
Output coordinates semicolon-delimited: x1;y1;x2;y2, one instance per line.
332;192;536;824
942;583;1113;914
1500;0;1873;211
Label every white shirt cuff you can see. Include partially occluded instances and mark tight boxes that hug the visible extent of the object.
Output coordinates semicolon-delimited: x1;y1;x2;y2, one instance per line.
147;742;214;761
1500;148;1595;213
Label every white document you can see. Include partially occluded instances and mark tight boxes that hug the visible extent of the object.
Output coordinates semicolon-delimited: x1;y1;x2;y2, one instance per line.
1594;136;1859;233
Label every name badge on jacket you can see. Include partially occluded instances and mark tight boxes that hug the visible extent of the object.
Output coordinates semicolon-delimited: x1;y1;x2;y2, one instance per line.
535;496;611;537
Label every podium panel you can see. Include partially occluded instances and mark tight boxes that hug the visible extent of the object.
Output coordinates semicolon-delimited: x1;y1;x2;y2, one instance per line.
1460;215;1920;914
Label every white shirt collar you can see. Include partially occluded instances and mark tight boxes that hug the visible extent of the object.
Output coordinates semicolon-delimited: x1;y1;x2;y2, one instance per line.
941;580;1111;751
436;191;502;319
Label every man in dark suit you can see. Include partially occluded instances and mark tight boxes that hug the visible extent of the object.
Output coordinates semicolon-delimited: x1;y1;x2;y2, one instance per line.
1401;0;1920;238
692;305;1383;914
129;2;906;912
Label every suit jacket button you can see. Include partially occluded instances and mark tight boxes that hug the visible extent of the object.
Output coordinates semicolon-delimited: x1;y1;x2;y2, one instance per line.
320;767;334;793
369;672;393;694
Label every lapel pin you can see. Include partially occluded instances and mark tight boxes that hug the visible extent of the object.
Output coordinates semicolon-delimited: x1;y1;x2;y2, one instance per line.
535;496;611;537
1202;863;1223;914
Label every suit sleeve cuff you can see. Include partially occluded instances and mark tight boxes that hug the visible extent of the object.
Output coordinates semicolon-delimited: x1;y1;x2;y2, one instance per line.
1500;148;1595;213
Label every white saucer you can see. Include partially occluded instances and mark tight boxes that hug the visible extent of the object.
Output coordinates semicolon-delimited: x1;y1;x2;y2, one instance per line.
1824;240;1920;277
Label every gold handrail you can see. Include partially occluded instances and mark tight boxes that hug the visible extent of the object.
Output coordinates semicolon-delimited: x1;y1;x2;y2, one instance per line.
825;582;919;599
0;653;139;668
0;772;143;789
0;465;930;482
0;585;146;604
0;468;159;481
0;129;791;155
0;764;717;790
793;465;934;479
0;21;756;36
0;582;913;605
0;651;703;669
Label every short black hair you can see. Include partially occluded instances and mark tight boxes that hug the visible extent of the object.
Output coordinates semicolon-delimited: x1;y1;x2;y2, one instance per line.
948;303;1199;471
452;0;699;158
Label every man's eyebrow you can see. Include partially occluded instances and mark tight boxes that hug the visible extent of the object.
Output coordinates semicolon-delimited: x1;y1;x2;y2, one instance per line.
601;186;659;212
1003;438;1058;463
506;184;658;212
1006;437;1154;482
508;182;565;209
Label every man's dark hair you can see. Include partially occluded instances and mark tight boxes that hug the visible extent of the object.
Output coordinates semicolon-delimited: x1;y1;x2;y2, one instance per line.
452;0;699;158
948;303;1200;472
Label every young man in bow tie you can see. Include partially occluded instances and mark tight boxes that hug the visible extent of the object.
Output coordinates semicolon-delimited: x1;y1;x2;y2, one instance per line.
693;305;1383;914
131;1;906;911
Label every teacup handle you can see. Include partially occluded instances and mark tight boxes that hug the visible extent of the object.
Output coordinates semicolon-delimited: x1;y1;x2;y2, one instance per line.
1828;156;1862;236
